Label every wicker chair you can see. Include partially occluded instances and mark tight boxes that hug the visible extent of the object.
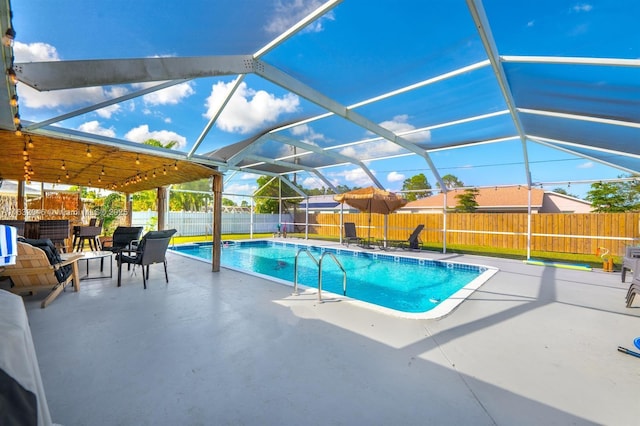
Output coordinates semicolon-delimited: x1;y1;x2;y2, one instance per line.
0;240;82;308
38;220;71;253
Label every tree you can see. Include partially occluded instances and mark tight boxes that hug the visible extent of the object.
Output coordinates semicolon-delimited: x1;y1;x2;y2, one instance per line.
169;178;213;211
402;173;432;201
132;190;156;211
143;138;179;149
222;198;236;206
585;181;640;212
254;176;300;213
436;174;464;190
93;192;125;235
455;188;479;212
552;187;579;199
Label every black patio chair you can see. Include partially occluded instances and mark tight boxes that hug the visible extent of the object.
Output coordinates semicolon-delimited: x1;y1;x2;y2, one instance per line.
343;222;363;246
102;226;144;254
116;229;177;289
400;224;425;250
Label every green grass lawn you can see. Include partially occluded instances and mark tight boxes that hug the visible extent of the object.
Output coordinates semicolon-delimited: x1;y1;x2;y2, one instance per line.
174;232;616;270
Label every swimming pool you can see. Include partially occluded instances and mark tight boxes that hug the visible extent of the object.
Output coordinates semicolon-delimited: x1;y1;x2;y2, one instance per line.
170;240;498;318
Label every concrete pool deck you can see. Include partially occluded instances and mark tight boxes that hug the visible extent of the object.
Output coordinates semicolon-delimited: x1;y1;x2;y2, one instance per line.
15;238;640;425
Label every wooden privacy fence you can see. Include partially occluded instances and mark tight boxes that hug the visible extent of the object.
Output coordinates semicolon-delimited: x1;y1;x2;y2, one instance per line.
296;212;640;257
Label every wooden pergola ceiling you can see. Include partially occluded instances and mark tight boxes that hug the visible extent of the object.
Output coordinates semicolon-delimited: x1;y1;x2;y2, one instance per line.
1;130;220;193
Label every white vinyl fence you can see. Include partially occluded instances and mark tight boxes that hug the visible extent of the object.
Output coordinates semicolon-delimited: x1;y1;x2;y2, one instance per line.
132;211;293;236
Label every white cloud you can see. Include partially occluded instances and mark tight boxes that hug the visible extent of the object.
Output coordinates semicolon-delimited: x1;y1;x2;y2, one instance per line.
240;173;259;180
135;81;195;106
379;114;431;143
572;3;593;12
205;79;300;134
13;41;59;62
343;115;431;160
77;120;116;138
265;0;334;34
527;20;535;27
225;182;258;196
96;104;120;119
387;171;405;183
302;176;323;188
340;140;406;160
330;168;376;187
124;124;187;148
290;124;325;144
578;161;594;169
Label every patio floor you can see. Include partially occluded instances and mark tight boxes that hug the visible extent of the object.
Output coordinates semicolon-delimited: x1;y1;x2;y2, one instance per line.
15;239;640;425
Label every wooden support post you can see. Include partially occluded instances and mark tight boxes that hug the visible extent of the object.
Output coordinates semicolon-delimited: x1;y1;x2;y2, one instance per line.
126;194;133;226
212;175;222;272
17;180;25;220
157;186;167;230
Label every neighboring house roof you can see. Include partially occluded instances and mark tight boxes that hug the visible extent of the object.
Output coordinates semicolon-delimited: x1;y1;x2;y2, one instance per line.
299;194;342;211
403;186;592;213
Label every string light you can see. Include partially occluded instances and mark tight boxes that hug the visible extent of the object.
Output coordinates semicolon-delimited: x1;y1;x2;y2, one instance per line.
6;68;18;85
2;27;16;47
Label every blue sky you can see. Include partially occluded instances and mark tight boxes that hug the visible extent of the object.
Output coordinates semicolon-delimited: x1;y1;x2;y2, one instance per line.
11;1;640;199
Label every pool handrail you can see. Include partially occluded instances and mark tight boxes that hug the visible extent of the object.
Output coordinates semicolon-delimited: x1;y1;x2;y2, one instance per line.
293;248;319;296
318;252;347;302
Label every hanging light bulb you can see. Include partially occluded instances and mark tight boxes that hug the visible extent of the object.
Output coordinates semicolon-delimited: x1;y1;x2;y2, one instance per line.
163;166;167;175
14;124;22;136
13;112;20;125
27;136;34;149
6;68;18;85
57;176;61;183
174;161;178;170
65;171;70;179
101;166;105;175
152;170;156;178
135;154;140;165
22;143;27;156
86;145;92;157
61;160;66;170
9;94;18;107
2;27;16;47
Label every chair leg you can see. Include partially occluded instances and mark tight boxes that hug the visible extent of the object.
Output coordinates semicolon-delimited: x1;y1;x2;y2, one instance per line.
142;265;147;289
164;259;169;283
117;256;122;287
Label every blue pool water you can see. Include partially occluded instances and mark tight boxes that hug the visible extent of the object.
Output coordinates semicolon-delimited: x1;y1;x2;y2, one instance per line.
170;240;496;316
